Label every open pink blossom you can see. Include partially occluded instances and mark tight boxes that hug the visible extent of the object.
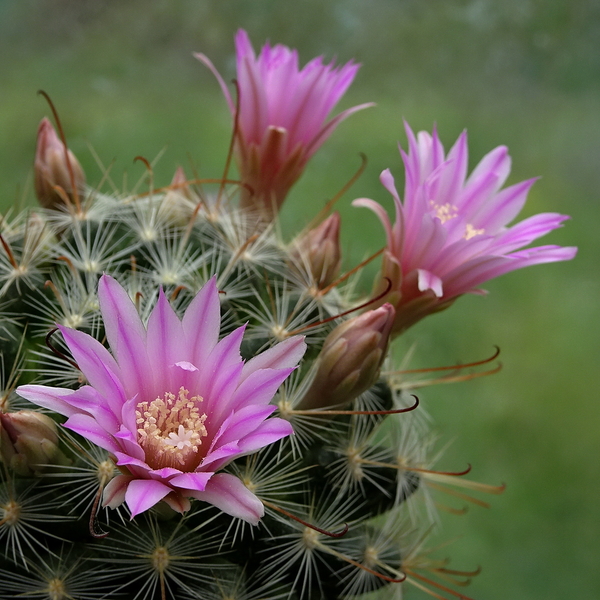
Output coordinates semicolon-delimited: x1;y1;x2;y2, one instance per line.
17;275;306;523
195;29;373;218
353;123;578;334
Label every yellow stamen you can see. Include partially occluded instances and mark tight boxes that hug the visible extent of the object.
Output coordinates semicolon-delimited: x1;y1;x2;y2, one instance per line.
464;223;485;239
430;201;458;224
136;387;207;470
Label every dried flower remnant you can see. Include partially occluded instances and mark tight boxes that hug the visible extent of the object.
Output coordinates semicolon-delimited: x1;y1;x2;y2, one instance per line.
17;275;306;523
196;29;373;219
354;123;578;333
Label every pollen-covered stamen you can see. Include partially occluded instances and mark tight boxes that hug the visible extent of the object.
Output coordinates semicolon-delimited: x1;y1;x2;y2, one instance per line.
464;223;485;240
430;201;458;224
136;387;207;470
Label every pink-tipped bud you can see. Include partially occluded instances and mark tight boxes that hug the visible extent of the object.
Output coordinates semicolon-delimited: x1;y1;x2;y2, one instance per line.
292;213;342;289
0;410;67;475
34;117;86;210
297;303;396;410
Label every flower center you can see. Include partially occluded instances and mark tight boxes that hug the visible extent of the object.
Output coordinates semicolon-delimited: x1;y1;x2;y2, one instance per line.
430;202;485;239
136;387;208;471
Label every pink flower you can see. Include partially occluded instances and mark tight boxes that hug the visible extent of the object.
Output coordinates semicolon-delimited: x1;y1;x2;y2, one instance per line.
17;275;306;523
196;29;372;218
353;123;578;334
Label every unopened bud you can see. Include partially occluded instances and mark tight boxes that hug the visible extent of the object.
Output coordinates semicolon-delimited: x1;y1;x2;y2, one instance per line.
291;213;342;289
34;117;86;210
297;303;396;410
161;167;196;226
0;410;67;475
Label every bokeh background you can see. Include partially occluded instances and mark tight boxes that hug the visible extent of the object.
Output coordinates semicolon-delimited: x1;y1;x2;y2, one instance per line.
1;1;598;598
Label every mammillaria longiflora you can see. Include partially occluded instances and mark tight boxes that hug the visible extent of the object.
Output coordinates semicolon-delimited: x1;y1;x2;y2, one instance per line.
0;30;575;600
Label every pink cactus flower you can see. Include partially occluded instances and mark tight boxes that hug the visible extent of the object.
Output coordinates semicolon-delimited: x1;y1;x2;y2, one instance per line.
17;275;306;523
353;123;578;334
195;29;373;218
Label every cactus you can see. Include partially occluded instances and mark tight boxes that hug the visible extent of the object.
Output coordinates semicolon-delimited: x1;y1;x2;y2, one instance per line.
0;30;576;600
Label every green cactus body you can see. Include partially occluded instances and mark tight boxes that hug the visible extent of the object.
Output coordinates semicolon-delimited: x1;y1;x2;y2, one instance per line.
0;183;469;600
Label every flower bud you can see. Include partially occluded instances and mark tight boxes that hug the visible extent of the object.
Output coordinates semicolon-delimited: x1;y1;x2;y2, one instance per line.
297;303;396;410
161;167;196;226
291;213;342;289
0;410;68;475
34;117;86;210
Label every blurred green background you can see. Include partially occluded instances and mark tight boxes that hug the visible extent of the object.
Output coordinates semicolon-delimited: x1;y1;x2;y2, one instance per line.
1;1;598;598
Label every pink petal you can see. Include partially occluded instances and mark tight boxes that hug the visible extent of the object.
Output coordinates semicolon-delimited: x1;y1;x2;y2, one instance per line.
182;276;221;367
212;404;277;447
305;102;374;157
490;213;570;254
148;467;182;480
102;474;132;509
241;336;306;381
236;417;294;454
97;274;151;401
200;442;241;470
125;479;172;518
226;367;295;414
63;413;120;454
465;145;511;196
352;197;394;249
193;53;235;113
189;473;264;524
202;362;244;426
113;451;150;471
472;178;537;233
57;325;125;414
162;493;191;514
169;471;214;492
55;385;119;433
146;287;185;393
174;361;199;372
114;424;146;462
16;384;79;417
417;269;443;297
